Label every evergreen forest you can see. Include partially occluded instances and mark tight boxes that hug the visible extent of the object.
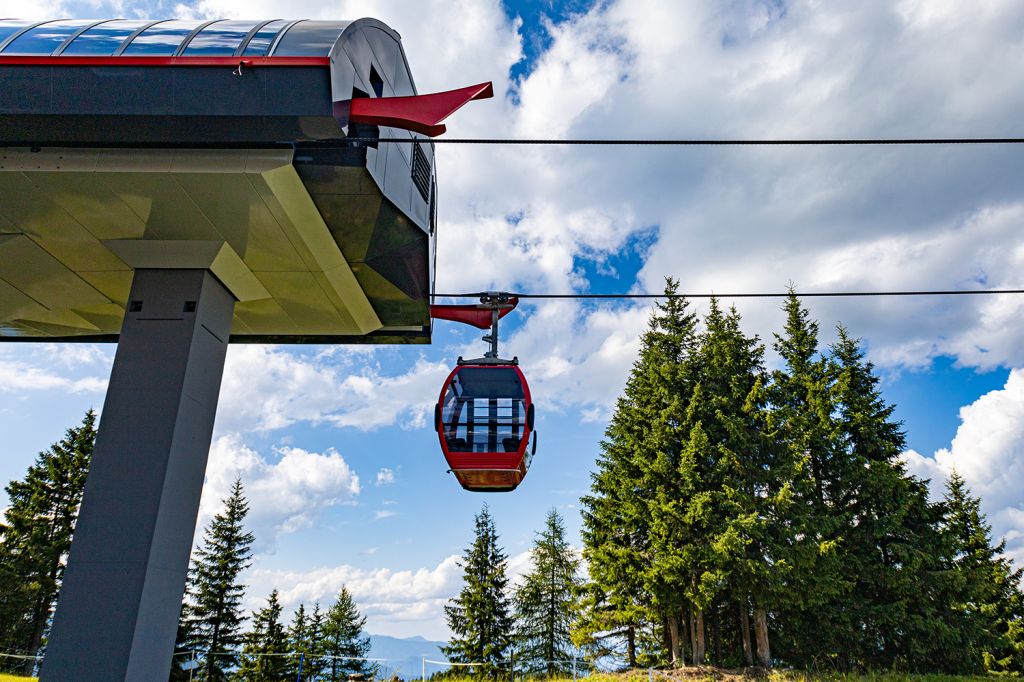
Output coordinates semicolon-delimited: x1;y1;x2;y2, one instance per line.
0;285;1022;679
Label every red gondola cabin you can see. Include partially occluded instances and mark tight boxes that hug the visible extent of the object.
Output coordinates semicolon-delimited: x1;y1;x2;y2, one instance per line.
435;359;536;492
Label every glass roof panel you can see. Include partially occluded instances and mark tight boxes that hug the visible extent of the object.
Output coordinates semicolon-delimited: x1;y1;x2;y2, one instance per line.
0;20;36;48
121;20;203;56
271;20;349;56
2;19;95;55
181;19;263;55
60;20;151;56
241;19;287;56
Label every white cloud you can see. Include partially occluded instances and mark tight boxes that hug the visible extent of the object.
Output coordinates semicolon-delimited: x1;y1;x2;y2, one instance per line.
903;368;1024;564
247;554;465;639
374;509;397;520
216;346;449;434
198;434;361;550
0;349;108;394
376;468;396;486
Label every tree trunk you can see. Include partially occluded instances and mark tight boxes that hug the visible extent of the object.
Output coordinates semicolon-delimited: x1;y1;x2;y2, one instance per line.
627;624;636;668
739;603;753;666
693;608;706;665
668;612;681;667
712;608;721;665
680;605;690;665
688;607;698;665
753;605;771;668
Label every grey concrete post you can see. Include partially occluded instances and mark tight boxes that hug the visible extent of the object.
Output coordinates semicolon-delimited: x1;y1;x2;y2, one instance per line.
41;269;236;682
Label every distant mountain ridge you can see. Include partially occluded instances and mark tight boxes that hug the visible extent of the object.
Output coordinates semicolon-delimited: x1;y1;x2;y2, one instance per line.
369;633;446;680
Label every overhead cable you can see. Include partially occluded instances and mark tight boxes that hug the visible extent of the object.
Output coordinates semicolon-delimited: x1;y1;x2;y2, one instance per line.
432;289;1024;300
352;137;1024;146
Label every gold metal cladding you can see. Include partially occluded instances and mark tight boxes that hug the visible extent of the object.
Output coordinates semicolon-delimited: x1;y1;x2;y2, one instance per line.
102;240;271;303
0;147;386;339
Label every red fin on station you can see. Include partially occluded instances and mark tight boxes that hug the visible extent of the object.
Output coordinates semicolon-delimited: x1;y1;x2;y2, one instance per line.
347;82;494;137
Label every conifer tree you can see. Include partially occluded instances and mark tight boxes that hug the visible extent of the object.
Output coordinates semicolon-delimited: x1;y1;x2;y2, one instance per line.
306;601;327;680
322;586;375;681
636;288;701;666
0;409;95;671
177;478;255;681
579;279;694;667
285;603;309;681
820;327;951;669
766;293;843;666
513;508;581;676
444;504;513;678
694;302;796;669
942;471;1024;673
236;589;289;681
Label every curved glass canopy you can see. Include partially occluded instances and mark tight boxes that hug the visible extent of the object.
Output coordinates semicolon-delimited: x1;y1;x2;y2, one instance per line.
0;18;353;57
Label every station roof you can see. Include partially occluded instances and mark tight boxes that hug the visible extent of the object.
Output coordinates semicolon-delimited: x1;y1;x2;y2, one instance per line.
0;19;360;58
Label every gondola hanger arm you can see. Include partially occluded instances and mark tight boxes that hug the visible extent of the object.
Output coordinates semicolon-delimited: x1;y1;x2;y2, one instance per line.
430;294;518;330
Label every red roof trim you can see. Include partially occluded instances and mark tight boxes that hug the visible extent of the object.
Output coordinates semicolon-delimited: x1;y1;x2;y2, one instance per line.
0;55;329;67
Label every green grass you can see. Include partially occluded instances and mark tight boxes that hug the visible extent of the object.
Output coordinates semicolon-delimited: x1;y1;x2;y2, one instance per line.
0;674;36;682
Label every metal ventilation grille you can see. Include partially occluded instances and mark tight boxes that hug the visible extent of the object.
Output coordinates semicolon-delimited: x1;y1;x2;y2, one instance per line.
412;142;431;202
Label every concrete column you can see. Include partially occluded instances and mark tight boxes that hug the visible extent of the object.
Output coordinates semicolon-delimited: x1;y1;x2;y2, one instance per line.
41;269;236;682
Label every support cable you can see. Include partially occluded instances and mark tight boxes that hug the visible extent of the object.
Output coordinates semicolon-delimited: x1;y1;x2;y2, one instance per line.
432;288;1024;300
349;136;1024;146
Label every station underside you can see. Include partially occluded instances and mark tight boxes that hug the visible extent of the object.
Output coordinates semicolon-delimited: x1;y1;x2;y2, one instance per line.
0;146;431;344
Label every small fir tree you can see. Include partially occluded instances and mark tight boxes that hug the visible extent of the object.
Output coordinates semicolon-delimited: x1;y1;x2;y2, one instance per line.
942;471;1024;673
176;478;255;682
443;504;514;678
306;601;327;680
322;586;375;681
513;508;582;676
285;602;309;681
0;409;96;672
236;589;289;681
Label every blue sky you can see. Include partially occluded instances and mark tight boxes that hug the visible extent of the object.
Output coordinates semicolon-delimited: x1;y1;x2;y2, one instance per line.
2;0;1024;642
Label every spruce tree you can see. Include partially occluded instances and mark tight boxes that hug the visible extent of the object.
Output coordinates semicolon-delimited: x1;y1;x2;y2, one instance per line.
285;602;309;681
177;478;255;681
443;504;513;678
513;508;581;676
0;409;95;671
579;279;694;667
322;586;375;681
942;471;1024;673
821;327;952;670
306;601;327;680
766;293;844;666
236;588;289;681
695;302;796;669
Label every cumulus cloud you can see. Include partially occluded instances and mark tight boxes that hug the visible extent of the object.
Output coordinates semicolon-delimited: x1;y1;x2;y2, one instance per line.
0;347;108;394
198;434;361;550
904;368;1024;564
246;548;537;639
216;346;450;434
376;468;396;486
247;554;464;639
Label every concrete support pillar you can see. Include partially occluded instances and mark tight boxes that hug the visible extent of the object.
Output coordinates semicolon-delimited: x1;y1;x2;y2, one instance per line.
41;269;236;682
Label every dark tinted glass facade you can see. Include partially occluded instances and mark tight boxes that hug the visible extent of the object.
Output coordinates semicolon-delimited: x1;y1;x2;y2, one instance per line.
181;19;263;55
241;19;288;56
120;20;203;55
59;20;151;56
1;19;95;54
271;20;349;56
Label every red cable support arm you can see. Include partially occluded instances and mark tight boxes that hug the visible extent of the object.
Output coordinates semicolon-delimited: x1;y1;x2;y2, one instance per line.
430;297;518;329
